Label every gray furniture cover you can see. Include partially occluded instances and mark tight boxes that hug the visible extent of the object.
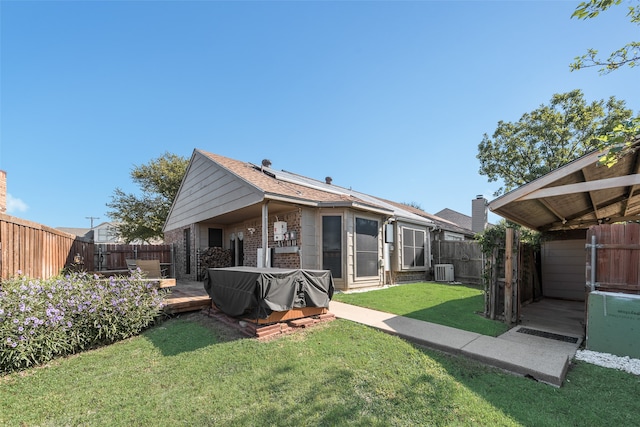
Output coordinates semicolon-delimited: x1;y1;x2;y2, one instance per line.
203;267;335;319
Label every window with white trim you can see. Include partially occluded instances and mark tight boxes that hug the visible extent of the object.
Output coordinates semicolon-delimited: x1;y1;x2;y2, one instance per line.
443;232;465;241
402;227;425;269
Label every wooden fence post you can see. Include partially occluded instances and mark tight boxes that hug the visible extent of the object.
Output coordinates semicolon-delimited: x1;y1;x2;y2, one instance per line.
504;228;513;325
490;246;497;320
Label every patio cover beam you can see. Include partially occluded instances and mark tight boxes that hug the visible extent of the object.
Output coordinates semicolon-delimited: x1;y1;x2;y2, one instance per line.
518;174;640;201
623;153;640;217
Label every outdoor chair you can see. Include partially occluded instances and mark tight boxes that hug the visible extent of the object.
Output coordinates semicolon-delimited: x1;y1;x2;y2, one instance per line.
133;259;175;289
125;258;138;273
135;259;165;279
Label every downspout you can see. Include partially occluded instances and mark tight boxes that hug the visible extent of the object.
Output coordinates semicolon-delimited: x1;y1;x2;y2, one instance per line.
383;218;394;286
590;234;597;292
262;201;269;268
426;223;435;270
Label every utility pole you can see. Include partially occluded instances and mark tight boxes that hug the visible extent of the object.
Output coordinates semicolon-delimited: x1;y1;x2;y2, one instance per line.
86;216;100;228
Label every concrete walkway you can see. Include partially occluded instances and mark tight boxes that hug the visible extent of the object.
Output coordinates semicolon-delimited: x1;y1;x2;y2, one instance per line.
329;301;583;387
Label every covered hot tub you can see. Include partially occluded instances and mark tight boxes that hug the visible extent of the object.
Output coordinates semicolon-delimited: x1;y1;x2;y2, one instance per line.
203;267;334;321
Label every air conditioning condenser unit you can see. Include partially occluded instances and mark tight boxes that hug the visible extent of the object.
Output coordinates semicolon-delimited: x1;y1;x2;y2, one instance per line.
434;264;454;282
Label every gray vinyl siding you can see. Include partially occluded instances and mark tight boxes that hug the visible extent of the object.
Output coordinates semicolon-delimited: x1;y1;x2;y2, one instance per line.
542;240;586;301
300;208;318;270
164;152;262;232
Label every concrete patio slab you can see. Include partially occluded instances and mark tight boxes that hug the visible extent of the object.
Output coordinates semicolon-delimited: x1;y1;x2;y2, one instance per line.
329;300;578;387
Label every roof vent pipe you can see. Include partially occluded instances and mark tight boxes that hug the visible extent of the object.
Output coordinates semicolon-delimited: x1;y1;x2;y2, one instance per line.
261;159;272;172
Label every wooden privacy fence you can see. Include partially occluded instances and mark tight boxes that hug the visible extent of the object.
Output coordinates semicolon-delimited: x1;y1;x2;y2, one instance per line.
586;223;640;295
432;240;483;285
0;213;93;280
95;244;174;277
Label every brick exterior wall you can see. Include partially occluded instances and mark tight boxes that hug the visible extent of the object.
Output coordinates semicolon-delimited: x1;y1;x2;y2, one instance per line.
164;224;198;281
164;208;303;280
272;210;301;269
241;220;260;267
393;270;428;284
273;252;300;269
240;209;302;268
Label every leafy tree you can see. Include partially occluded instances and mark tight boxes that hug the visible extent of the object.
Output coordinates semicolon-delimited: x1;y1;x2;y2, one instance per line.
107;152;188;243
477;89;632;196
570;0;640;74
594;117;640;167
402;201;424;210
570;0;640;168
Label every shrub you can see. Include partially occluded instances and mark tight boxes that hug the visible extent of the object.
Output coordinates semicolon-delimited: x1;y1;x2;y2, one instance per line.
0;271;166;373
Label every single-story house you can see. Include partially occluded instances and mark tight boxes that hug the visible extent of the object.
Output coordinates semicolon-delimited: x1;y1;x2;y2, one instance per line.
163;149;439;290
434;195;493;238
58;221;162;245
58;222;122;243
58;222;123;243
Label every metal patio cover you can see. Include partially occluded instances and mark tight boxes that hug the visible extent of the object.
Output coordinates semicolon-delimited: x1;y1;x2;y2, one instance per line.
489;143;640;232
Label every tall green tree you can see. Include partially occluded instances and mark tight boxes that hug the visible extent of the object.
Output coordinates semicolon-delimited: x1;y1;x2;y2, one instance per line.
571;0;640;74
570;0;640;167
477;90;632;196
107;152;189;243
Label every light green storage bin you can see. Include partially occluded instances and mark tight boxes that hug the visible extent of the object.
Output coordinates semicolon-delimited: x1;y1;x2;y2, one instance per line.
587;291;640;359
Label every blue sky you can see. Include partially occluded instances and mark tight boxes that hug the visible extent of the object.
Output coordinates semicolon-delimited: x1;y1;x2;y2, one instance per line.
1;0;638;228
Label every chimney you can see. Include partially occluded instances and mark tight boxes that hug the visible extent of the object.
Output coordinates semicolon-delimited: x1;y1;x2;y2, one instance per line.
471;194;488;233
0;170;6;213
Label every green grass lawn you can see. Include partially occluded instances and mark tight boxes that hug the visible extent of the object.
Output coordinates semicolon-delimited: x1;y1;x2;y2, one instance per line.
1;315;639;426
333;282;510;336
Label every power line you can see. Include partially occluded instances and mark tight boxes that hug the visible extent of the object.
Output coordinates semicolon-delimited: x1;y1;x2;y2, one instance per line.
86;216;100;228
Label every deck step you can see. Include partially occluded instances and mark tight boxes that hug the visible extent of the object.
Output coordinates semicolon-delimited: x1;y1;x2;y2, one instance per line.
163;296;211;314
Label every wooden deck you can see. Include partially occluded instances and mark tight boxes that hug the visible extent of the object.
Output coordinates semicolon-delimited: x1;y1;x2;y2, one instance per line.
163;281;212;314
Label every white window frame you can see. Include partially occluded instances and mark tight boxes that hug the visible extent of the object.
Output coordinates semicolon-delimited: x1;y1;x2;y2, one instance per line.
401;226;426;270
443;231;465;241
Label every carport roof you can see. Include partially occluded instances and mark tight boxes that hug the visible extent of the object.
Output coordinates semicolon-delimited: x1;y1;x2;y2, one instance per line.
489;142;640;232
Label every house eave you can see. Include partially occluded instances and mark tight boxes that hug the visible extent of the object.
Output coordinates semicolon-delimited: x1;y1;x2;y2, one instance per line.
318;201;394;216
393;215;436;229
264;193;320;207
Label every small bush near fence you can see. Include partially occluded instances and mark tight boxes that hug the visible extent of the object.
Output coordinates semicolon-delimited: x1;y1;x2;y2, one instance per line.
0;271;165;373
